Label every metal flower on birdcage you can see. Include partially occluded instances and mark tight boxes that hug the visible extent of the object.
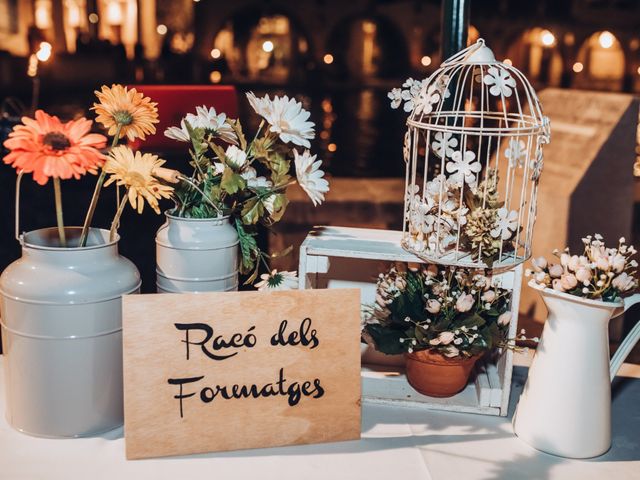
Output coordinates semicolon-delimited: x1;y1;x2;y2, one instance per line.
390;39;550;271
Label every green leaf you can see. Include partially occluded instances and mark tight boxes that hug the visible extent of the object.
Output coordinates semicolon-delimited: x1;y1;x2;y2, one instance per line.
365;324;406;355
226;118;247;151
221;168;246;195
241;197;263;225
234;218;260;275
265;193;289;222
207;140;228;164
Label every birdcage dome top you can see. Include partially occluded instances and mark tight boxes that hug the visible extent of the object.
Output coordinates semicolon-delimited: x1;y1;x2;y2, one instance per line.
407;39;550;140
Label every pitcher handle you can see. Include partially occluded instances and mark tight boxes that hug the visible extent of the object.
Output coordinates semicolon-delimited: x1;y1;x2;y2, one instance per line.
15;170;24;244
610;293;640;380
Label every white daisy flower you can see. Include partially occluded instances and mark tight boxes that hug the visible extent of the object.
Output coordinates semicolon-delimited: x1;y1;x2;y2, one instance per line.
490;208;519;240
432;132;458;159
189;106;238;145
445;150;481;185
164;106;238;145
225;145;247;170
164;119;191;143
255;269;298;291
248;93;315;148
246;91;272;117
505;139;526;168
294;149;329;206
483;66;517;97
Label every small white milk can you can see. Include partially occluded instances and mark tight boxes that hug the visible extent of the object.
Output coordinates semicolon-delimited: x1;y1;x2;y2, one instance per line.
155;211;239;293
0;224;140;437
513;284;640;458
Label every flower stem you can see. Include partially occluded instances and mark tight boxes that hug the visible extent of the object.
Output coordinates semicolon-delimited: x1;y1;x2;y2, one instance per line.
53;177;66;247
79;123;122;247
177;175;221;215
110;192;128;241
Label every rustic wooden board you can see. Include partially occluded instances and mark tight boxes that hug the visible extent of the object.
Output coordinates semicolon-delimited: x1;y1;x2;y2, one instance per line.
122;289;362;460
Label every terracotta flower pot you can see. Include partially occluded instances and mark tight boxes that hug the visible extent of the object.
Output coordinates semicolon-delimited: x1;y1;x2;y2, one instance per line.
405;350;481;397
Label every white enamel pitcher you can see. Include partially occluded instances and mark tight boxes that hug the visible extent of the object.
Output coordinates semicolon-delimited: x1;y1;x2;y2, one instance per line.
513;284;640;458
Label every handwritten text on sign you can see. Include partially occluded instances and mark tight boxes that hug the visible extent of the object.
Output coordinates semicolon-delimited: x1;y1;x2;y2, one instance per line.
122;289;361;459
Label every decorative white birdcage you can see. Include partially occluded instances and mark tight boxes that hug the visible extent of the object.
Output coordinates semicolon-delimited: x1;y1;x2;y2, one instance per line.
393;39;550;271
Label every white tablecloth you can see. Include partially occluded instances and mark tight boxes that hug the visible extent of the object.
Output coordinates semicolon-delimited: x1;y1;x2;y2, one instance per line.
1;355;638;480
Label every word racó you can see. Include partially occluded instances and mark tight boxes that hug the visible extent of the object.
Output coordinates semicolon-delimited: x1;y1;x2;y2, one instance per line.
174;318;319;361
168;368;324;418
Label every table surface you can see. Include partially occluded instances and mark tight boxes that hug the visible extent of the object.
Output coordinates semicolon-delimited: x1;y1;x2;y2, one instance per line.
1;354;639;480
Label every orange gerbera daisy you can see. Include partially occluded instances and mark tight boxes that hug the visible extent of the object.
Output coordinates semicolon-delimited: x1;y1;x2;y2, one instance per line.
3;110;107;185
92;84;159;141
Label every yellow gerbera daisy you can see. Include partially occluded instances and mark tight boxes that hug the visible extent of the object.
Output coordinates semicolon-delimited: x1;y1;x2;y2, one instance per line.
92;84;159;141
104;145;173;214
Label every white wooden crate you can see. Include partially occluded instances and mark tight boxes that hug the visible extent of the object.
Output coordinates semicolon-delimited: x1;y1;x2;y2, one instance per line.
298;226;521;416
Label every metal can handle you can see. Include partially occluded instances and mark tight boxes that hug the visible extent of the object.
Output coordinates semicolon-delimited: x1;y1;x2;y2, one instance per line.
15;170;24;244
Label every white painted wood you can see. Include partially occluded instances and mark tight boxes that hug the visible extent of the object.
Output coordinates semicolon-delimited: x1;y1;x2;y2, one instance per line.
299;226;522;417
474;361;493;407
306;255;330;274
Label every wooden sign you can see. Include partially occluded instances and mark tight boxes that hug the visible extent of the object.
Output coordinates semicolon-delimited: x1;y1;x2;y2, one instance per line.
122;289;362;459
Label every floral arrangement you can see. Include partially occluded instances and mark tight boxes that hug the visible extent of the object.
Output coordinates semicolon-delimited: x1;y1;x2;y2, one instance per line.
2;85;170;247
161;92;329;282
526;234;638;302
362;264;513;358
404;168;518;266
390;77;526;266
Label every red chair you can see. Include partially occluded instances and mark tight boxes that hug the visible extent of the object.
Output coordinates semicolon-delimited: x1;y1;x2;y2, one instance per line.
127;85;238;152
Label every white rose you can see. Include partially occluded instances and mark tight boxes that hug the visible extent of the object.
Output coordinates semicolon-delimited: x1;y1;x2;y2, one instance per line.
568;255;582;272
560;253;570;267
575;267;592;284
498;311;512;326
481;290;496;303
534;271;548;284
560;273;578;290
443;346;460;358
548;264;564;278
225;145;247;170
552;278;565;292
455;293;475;312
611;254;626;273
531;256;547;272
438;331;455;345
612;272;636;292
426;299;441;314
596;257;611;271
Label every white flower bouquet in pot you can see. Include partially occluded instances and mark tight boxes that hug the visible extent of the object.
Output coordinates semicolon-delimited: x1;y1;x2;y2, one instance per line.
155;92;330;291
362;263;515;397
514;234;639;459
